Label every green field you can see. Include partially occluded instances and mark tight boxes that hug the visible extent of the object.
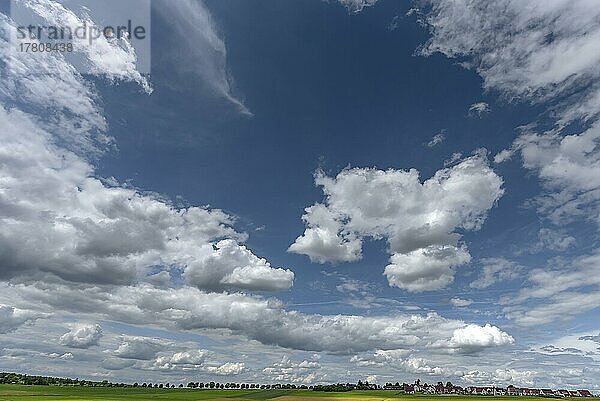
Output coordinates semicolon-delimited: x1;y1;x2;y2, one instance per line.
0;386;597;401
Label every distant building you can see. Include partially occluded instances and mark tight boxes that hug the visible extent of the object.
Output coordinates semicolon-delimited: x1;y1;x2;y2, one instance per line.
402;384;414;394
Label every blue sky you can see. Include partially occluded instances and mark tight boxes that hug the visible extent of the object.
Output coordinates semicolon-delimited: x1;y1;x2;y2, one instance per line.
99;0;540;309
1;0;599;389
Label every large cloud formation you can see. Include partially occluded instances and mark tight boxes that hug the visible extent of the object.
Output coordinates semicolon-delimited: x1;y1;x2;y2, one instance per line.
2;282;512;355
0;21;292;291
420;0;600;123
0;103;293;290
289;154;503;291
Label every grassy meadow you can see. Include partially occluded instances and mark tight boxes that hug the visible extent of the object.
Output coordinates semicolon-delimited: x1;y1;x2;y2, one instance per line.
1;386;597;401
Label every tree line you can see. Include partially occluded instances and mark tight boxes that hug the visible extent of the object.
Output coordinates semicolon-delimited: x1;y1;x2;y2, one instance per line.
0;372;413;392
0;372;130;387
0;372;312;390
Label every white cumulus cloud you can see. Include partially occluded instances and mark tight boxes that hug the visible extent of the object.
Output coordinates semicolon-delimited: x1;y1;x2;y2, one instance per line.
113;336;173;361
206;362;246;375
290;153;503;291
151;349;212;371
385;245;471;292
449;324;514;354
59;323;102;348
0;305;38;334
450;298;473;307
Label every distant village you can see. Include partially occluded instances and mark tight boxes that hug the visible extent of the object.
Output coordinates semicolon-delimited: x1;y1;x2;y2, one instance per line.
382;380;595;397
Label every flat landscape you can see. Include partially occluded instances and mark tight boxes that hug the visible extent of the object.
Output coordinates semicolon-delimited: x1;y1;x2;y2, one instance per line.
0;386;597;401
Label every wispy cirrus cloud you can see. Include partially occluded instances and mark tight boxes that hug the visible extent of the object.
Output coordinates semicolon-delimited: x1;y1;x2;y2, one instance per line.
470;258;522;289
427;131;446;147
468;102;490;117
155;0;251;115
503;250;600;326
337;0;379;14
